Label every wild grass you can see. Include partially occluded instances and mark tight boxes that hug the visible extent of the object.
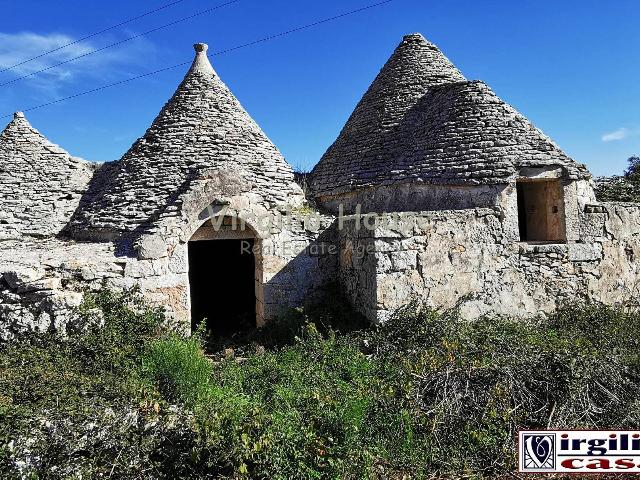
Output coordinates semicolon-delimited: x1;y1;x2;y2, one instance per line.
1;289;639;478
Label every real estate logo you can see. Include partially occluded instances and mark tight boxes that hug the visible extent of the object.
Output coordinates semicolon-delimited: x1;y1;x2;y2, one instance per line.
521;433;556;471
519;430;640;473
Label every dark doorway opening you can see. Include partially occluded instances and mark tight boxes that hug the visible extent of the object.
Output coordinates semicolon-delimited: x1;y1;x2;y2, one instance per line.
188;239;256;337
516;180;566;242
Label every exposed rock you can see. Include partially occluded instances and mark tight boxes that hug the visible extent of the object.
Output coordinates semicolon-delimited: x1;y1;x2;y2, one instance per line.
135;235;168;260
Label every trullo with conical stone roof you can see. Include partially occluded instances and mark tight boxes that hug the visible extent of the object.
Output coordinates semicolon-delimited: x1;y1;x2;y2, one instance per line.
0;35;639;341
67;43;305;244
311;33;594;246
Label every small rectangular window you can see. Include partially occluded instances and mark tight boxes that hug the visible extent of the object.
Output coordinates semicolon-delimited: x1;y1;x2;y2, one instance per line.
516;180;566;242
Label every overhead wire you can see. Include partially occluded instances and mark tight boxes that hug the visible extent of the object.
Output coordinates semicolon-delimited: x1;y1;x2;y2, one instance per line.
0;0;190;74
0;0;242;87
1;0;396;120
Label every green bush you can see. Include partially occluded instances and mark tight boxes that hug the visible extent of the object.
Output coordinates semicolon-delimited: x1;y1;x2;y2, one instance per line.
364;302;640;474
143;333;213;405
0;288;167;478
192;323;416;478
1;290;640;479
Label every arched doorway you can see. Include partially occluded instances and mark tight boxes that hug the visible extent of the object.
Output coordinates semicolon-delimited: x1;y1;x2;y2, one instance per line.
187;216;263;337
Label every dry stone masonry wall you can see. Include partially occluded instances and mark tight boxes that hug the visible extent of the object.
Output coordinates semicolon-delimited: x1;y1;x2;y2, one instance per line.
338;203;640;323
0;113;95;240
66;44;304;241
0;34;638;341
311;35;590;213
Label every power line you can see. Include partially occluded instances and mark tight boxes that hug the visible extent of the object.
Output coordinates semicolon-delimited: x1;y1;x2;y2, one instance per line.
0;0;242;88
1;0;397;120
3;62;194;119
0;0;189;74
214;0;394;56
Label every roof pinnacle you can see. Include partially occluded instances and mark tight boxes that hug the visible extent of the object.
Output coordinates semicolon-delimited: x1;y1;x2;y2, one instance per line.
189;42;214;75
193;43;208;53
403;33;426;41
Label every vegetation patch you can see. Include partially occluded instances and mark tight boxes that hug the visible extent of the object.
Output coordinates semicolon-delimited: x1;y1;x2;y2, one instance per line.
1;289;639;479
596;155;640;202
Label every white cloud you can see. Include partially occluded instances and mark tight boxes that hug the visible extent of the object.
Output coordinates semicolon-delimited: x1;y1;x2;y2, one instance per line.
601;127;640;142
0;31;153;92
602;128;629;142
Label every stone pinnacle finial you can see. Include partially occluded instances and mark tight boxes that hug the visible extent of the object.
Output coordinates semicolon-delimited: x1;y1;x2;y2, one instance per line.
402;33;430;44
189;42;214;75
14;111;25;119
194;43;208;53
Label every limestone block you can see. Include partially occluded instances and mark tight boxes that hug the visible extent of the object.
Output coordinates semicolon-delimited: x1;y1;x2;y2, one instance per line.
605;204;640;238
375;254;393;274
17;277;62;293
105;277;138;290
376;270;423;310
389;250;418;271
3;267;46;289
373;238;403;253
262;255;289;281
34;311;52;332
168;244;189;274
124;261;156;279
53;291;83;308
136;235;168;260
568;243;603;262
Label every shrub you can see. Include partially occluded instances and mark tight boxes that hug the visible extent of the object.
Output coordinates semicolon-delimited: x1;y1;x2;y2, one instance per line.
142;333;213;405
2;290;640;479
0;288;167;478
363;302;640;474
181;323;423;479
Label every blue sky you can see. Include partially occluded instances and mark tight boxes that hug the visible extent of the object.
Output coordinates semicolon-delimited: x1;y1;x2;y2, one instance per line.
0;0;638;175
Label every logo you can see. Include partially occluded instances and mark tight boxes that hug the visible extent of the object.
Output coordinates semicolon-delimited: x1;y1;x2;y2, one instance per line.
519;430;640;474
521;433;555;471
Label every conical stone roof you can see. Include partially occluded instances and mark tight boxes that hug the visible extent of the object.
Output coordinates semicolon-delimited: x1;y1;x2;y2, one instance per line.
0;112;94;239
68;43;302;239
311;33;590;197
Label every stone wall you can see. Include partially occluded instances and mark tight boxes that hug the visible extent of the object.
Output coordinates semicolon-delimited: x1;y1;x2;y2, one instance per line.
2;198;638;341
337;202;640;323
0;207;338;341
317;183;505;215
0;240;121;341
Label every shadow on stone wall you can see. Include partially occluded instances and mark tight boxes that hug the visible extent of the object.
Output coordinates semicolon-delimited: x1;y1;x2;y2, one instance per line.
258;222;341;322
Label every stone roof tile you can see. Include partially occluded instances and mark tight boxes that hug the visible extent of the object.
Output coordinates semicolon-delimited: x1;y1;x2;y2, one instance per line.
0;112;95;239
68;43;303;239
310;34;590;197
